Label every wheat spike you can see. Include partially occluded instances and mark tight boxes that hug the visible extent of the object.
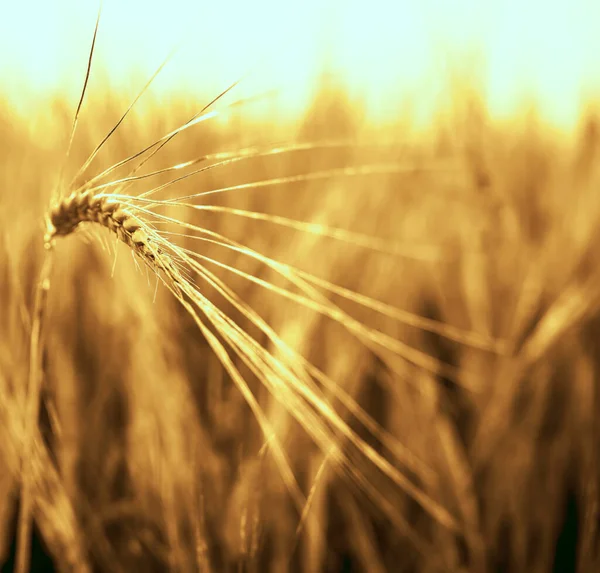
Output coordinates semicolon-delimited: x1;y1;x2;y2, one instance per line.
49;190;174;273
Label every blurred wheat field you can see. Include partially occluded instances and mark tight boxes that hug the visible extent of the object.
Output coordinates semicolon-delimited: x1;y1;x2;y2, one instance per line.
3;3;600;573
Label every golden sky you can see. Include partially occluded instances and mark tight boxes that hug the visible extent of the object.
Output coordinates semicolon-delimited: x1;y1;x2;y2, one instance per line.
1;0;599;128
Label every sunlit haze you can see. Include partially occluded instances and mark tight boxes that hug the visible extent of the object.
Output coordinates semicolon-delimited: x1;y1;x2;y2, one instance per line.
1;0;599;129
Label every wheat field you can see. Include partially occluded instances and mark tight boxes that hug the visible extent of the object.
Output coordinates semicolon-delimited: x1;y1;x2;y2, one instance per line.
2;4;600;573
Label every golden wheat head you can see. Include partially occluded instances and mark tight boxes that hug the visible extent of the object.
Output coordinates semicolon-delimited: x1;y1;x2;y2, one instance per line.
49;189;175;274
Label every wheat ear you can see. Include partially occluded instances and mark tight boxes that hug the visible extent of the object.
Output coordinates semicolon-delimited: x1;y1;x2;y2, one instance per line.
49;189;175;273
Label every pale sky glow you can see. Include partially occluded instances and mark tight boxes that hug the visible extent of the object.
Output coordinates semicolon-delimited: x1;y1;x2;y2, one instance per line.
1;0;599;129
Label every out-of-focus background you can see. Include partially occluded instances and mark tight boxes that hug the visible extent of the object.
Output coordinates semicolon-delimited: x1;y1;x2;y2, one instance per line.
2;0;600;130
2;2;600;572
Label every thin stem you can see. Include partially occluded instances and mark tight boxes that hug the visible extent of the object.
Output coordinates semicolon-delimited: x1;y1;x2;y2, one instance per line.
16;229;55;573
